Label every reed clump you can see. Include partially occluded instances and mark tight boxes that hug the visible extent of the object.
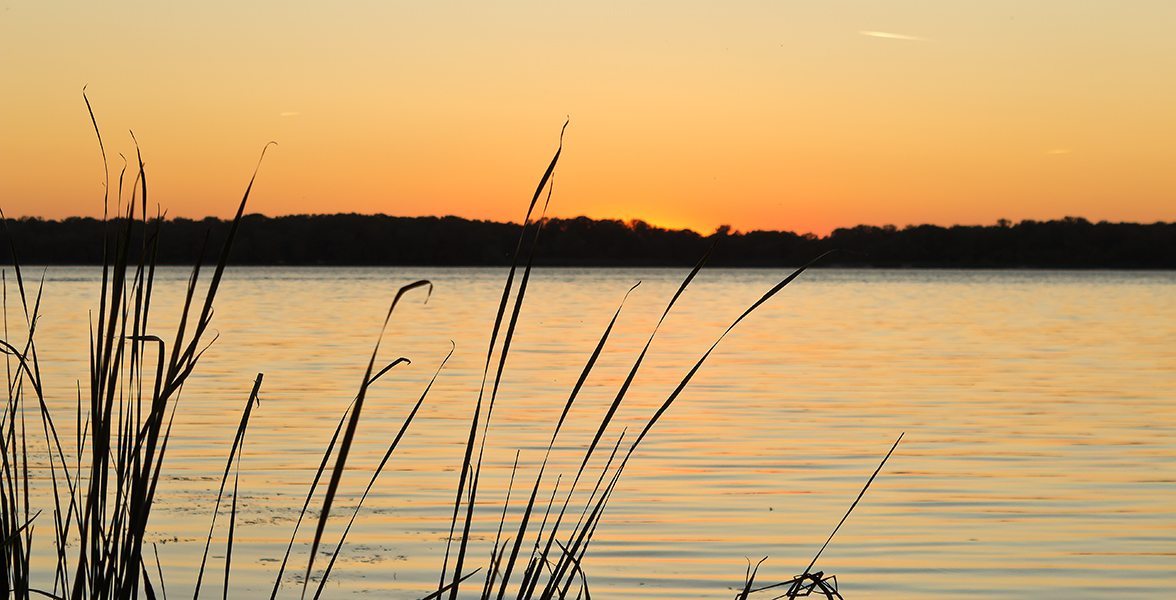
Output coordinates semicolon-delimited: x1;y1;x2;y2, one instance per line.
1;102;838;600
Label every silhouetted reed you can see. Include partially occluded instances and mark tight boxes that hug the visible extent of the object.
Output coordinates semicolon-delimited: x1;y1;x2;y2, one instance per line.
0;100;874;600
1;92;270;600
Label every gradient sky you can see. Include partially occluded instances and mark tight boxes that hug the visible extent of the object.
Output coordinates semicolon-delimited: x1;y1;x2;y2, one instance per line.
2;1;1174;235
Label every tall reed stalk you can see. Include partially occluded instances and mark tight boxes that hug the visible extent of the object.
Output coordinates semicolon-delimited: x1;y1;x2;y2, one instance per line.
1;93;270;600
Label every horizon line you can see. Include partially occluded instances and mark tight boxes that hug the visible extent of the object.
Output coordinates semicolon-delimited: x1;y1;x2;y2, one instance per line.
5;212;1169;237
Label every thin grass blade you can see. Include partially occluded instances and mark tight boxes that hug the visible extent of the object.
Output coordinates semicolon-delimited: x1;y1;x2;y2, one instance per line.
310;346;452;600
803;432;903;575
192;375;262;600
303;281;430;598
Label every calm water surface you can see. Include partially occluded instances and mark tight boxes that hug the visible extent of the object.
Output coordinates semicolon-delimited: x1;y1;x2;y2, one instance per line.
17;266;1176;599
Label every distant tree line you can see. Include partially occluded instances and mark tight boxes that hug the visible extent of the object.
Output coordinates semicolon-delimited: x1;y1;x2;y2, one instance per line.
3;213;1174;268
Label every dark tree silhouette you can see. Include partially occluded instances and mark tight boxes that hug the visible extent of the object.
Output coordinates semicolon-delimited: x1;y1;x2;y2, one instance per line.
4;214;1173;268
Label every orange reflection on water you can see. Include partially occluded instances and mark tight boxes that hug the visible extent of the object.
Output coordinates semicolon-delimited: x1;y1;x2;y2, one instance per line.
15;267;1176;599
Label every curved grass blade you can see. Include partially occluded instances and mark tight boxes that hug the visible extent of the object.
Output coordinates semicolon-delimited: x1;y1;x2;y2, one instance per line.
303;280;431;599
267;358;406;600
550;540;590;600
310;345;453;600
802;432;903;575
192;375;262;600
735;557;768;600
0;511;39;549
551;283;638;448
577;243;714;475
417;569;481;600
626;251;838;463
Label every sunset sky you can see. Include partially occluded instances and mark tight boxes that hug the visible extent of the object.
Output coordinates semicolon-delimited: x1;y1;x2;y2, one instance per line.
2;1;1173;235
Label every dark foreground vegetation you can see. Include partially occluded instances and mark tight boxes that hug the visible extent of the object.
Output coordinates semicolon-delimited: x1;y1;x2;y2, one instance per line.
3;108;871;599
6;213;1175;268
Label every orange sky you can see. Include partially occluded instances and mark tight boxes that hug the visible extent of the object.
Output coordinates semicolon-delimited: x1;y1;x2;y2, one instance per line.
1;2;1173;236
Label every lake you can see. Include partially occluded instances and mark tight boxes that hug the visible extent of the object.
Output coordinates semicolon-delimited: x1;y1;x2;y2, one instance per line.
12;266;1176;599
